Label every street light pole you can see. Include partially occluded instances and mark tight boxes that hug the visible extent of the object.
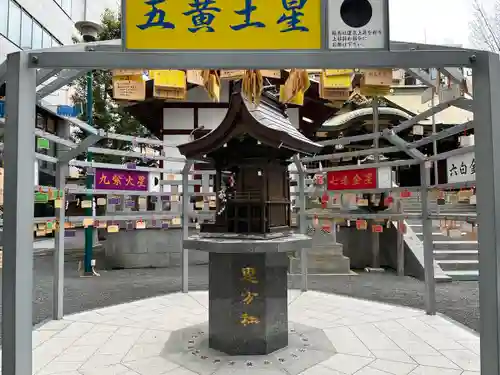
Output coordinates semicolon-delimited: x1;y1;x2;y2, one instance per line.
75;20;102;276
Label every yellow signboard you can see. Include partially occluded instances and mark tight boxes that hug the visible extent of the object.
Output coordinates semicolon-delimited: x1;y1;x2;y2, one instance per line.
123;0;322;50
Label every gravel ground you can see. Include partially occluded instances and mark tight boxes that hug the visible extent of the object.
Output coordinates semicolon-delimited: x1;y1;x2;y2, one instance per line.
21;255;478;333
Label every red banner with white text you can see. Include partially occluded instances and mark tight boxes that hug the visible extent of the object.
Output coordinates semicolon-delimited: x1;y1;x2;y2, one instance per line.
327;168;377;190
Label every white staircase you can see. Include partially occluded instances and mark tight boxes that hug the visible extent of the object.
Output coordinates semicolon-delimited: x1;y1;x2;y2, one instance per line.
402;195;478;281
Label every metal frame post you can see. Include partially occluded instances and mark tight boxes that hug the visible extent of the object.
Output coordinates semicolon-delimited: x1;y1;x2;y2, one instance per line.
53;163;66;319
431;93;439;184
181;160;193;293
83;71;94;275
52;116;70;319
372;97;380;269
293;156;308;292
431;87;441;218
420;162;436;315
473;51;500;375
2;51;36;375
396;200;405;276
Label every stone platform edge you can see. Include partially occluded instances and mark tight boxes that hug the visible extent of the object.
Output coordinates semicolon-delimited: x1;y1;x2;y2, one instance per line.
183;233;312;253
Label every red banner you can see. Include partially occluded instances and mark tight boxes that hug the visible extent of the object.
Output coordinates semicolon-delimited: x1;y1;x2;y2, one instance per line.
327;168;377;190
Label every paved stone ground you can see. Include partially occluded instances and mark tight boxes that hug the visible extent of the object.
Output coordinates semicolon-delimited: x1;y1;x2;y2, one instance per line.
22;255;478;335
34;291;481;375
296;274;480;332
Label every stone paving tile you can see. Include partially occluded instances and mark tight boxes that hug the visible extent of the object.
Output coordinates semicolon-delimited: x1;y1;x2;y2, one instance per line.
408;366;463;375
29;291;480;375
367;359;417;374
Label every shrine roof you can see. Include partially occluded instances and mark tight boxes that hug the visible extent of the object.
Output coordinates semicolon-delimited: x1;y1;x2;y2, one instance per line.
177;89;322;159
242;95;320;149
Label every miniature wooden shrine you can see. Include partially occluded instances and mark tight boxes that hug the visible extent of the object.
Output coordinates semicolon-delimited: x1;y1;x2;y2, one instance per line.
179;86;320;356
178;88;322;235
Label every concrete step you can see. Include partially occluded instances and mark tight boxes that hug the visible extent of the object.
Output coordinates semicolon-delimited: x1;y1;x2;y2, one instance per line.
403;209;476;214
402;204;431;207
409;219;479;241
433;240;478;250
436;259;479;271
402;201;474;205
407;222;458;230
406;222;423;228
415;230;477;241
435;274;454;283
415;232;456;241
434;249;478;261
443;270;479;281
401;202;476;208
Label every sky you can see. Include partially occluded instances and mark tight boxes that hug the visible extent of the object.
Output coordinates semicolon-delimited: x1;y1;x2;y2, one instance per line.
389;0;478;47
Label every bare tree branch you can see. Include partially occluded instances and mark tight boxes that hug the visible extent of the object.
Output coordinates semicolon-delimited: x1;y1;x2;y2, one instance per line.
469;0;500;52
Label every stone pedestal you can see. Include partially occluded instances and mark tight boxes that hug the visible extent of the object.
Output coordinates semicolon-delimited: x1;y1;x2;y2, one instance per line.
184;233;311;356
291;243;350;275
209;252;288;355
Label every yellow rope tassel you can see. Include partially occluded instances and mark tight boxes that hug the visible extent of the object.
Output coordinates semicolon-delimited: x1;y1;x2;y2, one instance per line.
242;70;264;105
281;69;309;104
201;70;221;102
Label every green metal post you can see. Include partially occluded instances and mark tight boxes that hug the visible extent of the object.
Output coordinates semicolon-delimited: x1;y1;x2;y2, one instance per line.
83;71;93;274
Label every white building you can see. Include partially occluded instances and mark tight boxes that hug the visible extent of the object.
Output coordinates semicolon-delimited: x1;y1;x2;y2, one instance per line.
0;0;120;106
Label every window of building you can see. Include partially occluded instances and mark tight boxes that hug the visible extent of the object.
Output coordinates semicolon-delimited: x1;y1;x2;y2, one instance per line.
52;37;62;47
7;0;21;46
0;0;8;35
2;2;62;50
404;72;417;86
21;10;32;49
46;118;56;133
61;0;71;17
36;114;46;130
42;30;51;48
32;21;42;49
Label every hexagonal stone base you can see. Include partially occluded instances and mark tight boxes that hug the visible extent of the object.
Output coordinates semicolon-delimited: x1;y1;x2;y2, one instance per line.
208;252;289;355
161;322;336;375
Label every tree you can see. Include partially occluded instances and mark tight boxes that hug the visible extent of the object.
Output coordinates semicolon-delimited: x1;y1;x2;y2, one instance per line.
71;9;153;164
469;0;500;52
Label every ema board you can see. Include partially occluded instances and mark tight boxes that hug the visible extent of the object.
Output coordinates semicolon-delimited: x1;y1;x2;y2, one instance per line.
327;0;389;50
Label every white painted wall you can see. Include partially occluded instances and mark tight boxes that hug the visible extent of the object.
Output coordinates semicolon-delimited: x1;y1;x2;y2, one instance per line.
288;108;300;129
161;135;190;193
187;83;231;103
163;82;299;131
162;82;232;132
199;108;228;130
163;108;195;130
163;135;190;172
163;107;297;132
